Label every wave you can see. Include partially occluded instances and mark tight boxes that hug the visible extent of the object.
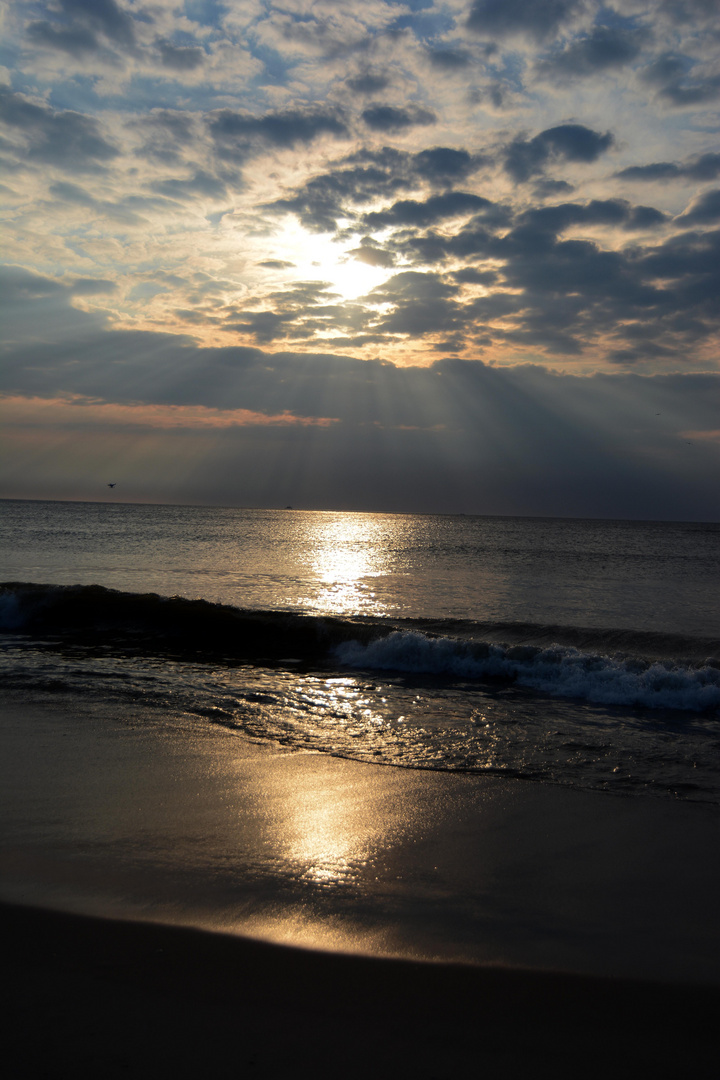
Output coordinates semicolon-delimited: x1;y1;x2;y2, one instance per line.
2;582;719;712
335;632;720;713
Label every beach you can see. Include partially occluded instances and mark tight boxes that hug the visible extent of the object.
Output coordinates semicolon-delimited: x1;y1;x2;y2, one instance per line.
3;696;720;981
2;693;720;1076
4;899;720;1080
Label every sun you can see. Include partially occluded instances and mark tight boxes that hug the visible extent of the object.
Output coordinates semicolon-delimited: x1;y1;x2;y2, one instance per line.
268;220;394;301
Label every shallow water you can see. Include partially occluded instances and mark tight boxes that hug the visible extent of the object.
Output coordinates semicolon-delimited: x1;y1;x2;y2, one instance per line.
1;500;719;802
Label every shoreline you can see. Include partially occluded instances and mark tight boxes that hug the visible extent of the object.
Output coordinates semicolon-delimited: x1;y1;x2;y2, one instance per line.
3;696;720;984
3;899;720;1078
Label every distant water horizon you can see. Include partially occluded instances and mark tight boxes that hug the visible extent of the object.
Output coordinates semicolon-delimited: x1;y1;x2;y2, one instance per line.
3;495;718;525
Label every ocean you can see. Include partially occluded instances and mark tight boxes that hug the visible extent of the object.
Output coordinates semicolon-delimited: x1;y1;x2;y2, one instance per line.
2;500;719;802
2;499;720;978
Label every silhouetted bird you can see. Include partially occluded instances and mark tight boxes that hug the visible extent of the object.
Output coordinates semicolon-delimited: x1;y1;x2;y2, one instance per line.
108;483;116;488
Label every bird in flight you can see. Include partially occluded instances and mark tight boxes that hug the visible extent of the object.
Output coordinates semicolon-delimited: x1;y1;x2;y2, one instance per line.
107;483;116;488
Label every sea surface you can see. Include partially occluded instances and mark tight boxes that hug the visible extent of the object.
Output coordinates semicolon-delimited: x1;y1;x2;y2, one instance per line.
2;499;719;804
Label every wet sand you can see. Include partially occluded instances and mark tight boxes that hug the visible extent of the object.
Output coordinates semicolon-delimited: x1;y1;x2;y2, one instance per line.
2;696;720;981
2;695;720;1075
3;899;720;1079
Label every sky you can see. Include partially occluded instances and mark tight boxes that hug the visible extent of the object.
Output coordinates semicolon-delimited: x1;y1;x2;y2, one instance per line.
1;0;719;518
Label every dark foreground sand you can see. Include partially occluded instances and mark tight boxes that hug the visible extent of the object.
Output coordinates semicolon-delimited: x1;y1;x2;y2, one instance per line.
2;695;720;1076
3;899;720;1080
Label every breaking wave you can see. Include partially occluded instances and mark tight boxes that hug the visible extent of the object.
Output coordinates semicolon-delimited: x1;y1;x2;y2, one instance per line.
335;632;720;713
2;581;719;713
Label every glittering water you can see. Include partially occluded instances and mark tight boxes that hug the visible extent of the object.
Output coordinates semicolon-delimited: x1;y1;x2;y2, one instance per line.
1;500;719;801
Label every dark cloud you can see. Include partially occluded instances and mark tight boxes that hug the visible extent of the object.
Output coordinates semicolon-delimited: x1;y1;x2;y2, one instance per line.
361;105;437;132
660;0;720;25
537;26;645;79
130;111;198;165
47;180;160;225
618;152;720;184
373;194;719;361
467;0;581;42
26;0;137;58
70;278;116;295
347;239;396;268
265;147;483;233
532;179;575;197
3;285;718;517
267;164;411;232
427;48;472;70
660;78;720;107
157;41;205;71
413;147;480;183
345;72;391;95
0;88;119;172
677;189;720;225
208;106;348;163
362;191;496;230
518;198;667;232
26;20;99;56
366;272;461;336
641;54;720;107
150;171;227;201
0;264;110;345
504;124;614;183
452;268;499;286
60;0;136;47
222;282;348;344
225;310;297;344
0;264;65;302
617;161;683;182
258;260;296;269
49;180;95;206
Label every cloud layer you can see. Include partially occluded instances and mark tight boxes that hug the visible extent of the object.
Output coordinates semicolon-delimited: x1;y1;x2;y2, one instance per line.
1;1;719;514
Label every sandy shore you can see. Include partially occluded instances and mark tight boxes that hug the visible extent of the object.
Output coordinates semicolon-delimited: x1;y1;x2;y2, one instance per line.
2;694;720;1074
3;697;720;980
3;899;720;1079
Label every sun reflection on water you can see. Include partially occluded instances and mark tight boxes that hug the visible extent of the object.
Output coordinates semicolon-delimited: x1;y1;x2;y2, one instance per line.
301;513;396;616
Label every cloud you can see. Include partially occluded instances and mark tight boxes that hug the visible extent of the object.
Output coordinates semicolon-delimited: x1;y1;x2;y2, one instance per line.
208;105;349;163
345;71;391;95
467;0;582;42
0;87;119;172
3;319;718;517
537;26;645;80
427;48;473;70
157;41;205;72
25;0;138;60
60;0;136;48
677;189;720;225
0;395;338;431
70;278;116;295
361;105;437;132
347;238;396;268
517;198;667;232
150;170;227;201
2;0;719;411
265;147;483;233
504;124;615;182
413;147;481;183
362;191;496;230
641;53;720;107
26;20;100;57
660;0;720;26
258;260;296;270
616;152;720;183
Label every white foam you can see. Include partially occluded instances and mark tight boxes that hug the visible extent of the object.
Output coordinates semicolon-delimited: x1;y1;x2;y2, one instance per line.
335;632;720;712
